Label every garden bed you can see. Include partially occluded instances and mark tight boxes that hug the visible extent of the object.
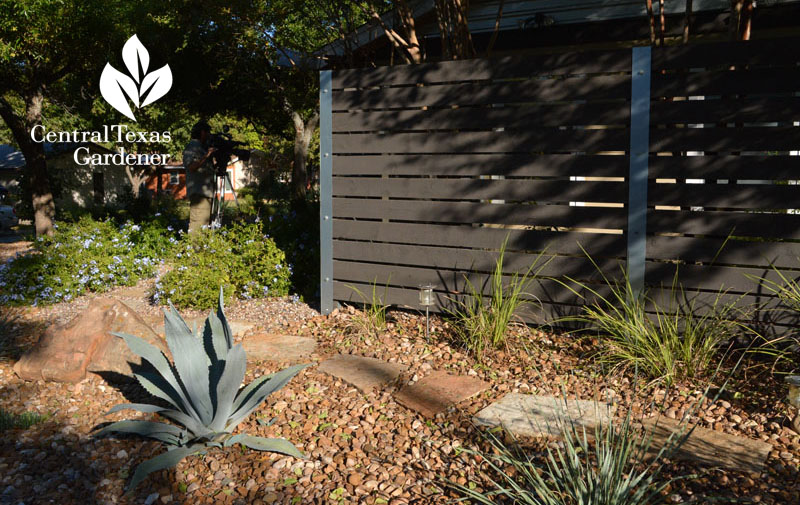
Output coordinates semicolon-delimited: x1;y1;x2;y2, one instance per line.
0;285;799;504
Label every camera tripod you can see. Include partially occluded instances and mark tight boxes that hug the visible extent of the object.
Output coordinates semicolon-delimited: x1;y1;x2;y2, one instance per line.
210;170;241;228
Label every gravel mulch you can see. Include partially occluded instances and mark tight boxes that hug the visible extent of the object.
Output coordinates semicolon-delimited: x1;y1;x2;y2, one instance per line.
1;288;799;505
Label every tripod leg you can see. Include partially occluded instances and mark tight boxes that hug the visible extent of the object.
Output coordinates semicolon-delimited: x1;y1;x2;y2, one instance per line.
224;173;241;213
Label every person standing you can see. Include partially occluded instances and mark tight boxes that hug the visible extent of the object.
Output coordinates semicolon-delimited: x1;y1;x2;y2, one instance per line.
183;121;217;233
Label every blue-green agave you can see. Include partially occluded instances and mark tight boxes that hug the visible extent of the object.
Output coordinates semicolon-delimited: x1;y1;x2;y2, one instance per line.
95;290;307;492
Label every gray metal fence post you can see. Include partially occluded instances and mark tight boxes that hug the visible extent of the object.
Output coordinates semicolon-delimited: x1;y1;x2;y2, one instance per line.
627;46;651;297
319;70;334;314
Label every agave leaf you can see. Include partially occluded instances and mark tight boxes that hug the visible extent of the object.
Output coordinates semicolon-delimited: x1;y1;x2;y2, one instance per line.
224;434;304;458
131;366;181;408
204;310;229;364
125;444;202;493
226;364;308;431
216;287;233;349
105;402;213;439
114;332;201;423
162;306;213;426
95;420;183;446
209;344;247;432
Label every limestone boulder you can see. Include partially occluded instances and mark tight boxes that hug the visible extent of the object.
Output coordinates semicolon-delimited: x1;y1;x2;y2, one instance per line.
14;298;168;383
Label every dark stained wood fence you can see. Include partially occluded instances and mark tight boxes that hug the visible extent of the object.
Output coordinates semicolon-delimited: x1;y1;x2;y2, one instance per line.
320;37;800;327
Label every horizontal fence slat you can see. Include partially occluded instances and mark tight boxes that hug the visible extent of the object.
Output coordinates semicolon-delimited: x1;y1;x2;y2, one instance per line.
332;220;628;257
647;155;800;180
332;129;630;154
651;38;800;70
651;68;800;97
333;258;618;297
646;235;800;269
644;262;786;293
648;182;800;209
333;178;628;203
333;154;630;177
332;281;591;324
647;210;800;239
650;126;800;152
332;50;632;88
333;75;631;110
333;198;628;229
650;96;800;125
333;241;621;279
333;103;631;132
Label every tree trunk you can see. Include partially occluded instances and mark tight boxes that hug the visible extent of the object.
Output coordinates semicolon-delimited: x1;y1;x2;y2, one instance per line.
731;0;744;40
646;0;656;45
741;0;755;40
291;111;319;201
0;90;55;236
683;0;693;44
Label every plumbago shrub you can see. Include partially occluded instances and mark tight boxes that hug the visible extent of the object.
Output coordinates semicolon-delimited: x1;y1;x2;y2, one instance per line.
155;222;291;309
0;217;175;306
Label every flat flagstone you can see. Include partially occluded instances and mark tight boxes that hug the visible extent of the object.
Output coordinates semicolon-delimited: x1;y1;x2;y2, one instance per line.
317;354;407;393
643;417;772;473
395;371;489;418
473;393;615;437
242;333;316;363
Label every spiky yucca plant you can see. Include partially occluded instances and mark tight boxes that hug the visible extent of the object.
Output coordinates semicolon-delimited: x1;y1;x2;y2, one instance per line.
95;290;307;492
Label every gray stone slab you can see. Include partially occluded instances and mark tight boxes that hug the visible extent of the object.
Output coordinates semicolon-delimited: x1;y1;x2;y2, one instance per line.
643;417;772;473
474;393;615;437
317;355;407;393
243;333;317;364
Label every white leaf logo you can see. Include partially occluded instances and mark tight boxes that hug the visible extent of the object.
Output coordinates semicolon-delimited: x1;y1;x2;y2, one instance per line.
100;34;172;121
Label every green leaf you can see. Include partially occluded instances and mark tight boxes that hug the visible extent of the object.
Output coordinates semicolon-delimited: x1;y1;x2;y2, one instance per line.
226;364;308;431
204;309;229;364
217;287;233;349
95;420;183;446
125;445;202;493
105;402;213;439
209;344;247;432
163;306;214;426
226;434;304;459
113;332;201;423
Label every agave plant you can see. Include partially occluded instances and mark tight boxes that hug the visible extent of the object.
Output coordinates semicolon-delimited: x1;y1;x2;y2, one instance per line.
95;290;307;492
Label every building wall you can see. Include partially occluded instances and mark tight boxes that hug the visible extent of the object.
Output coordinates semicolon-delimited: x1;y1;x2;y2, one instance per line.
50;151;130;211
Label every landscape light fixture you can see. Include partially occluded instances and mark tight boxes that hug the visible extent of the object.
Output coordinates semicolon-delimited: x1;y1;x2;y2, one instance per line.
418;284;435;341
786;375;800;434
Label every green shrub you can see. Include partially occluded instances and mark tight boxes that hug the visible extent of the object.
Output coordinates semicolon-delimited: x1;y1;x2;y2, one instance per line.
446;239;546;360
451;406;691;505
566;262;746;386
261;200;319;301
0;409;50;432
96;292;307;492
0;216;175;306
156;222;291;309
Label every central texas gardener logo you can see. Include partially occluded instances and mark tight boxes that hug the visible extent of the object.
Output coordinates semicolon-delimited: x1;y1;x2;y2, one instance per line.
100;34;172;122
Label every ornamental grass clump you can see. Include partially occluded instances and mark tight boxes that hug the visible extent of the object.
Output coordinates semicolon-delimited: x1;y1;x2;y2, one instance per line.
564;257;746;386
95;290;307;492
447;238;547;359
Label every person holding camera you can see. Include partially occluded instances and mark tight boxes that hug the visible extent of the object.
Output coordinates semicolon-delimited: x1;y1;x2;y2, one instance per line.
184;121;217;233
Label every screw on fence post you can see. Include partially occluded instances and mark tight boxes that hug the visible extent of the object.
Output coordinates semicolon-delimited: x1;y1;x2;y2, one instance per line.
627;46;651;299
319;70;334;315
